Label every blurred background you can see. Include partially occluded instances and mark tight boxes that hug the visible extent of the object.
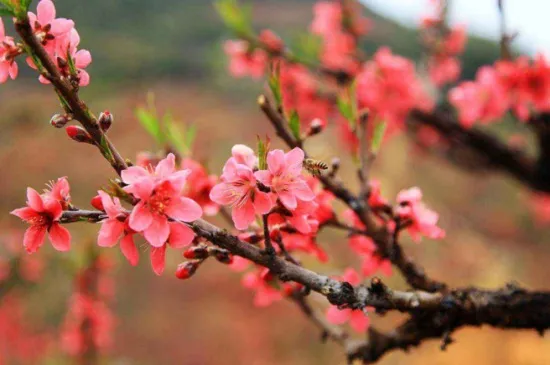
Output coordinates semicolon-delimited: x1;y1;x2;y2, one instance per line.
1;0;550;364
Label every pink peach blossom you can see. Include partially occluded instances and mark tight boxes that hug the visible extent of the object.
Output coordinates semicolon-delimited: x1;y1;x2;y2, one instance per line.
11;187;71;253
0;18;19;83
210;157;272;230
255;148;315;210
122;153;202;249
396;187;445;242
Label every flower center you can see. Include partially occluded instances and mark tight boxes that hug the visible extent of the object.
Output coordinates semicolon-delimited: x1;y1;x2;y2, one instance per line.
28;214;49;227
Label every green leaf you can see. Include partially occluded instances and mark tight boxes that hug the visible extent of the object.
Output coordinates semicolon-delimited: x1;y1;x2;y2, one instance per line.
257;136;268;170
337;97;354;126
165;115;195;156
268;63;282;108
19;0;32;12
214;0;253;37
0;7;14;16
371;120;387;154
288;110;301;141
185;124;197;153
290;33;322;65
135;107;163;144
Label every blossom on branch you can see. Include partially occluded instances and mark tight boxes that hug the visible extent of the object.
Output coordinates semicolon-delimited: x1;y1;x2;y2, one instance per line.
395;187;445;242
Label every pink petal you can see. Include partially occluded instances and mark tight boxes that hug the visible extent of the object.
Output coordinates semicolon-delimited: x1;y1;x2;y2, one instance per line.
11;207;40;222
125;177;154;200
0;63;8;83
155;153;176;177
43;198;63;220
266;149;285;174
23;225;47;254
121;166;149;184
98;191;119;218
167;169;191;193
291;180;315;201
253;170;272;186
278;191;297;210
129;201;153;232
326;306;350;325
37;0;56;25
9;62;18;80
97;219;124;247
150;246;166;276
209;183;236;205
349;310;370;333
78;70;90;87
49;18;74;36
48;223;71;252
0;18;4;39
253;191;273;215
168;222;195;248
120;234;139;266
75;49;92;68
284;147;305;171
290;215;311;234
144;215;170;248
232;200;255;230
165;197;202;222
26;188;44;212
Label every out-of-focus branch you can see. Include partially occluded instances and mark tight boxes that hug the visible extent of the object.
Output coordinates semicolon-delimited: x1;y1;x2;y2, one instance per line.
409;109;550;193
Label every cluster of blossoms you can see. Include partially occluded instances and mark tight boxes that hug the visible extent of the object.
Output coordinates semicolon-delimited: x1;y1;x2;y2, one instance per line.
449;54;550;127
12;154;205;276
419;0;467;86
0;0;92;86
61;255;115;357
310;0;370;75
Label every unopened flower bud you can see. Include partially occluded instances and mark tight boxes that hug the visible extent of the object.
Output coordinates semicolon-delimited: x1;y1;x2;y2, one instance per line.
212;249;232;264
183;246;209;260
50;113;70;128
260;269;274;282
175;260;200;280
66;125;94;144
98;110;113;132
90;195;104;211
238;231;263;244
307;118;324;136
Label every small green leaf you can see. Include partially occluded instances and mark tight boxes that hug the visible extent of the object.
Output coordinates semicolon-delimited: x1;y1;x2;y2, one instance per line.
288;110;301;141
268;63;282;108
19;0;32;12
290;33;322;65
214;0;253;37
371;120;387;154
136;107;163;144
185;124;197;153
257;135;268;170
337;97;354;125
0;7;14;16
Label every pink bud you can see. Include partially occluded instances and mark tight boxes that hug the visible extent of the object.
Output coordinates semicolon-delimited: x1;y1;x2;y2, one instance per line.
175;261;200;280
50;114;70;128
98;110;113;131
91;195;104;211
307;118;324;136
66;125;94;144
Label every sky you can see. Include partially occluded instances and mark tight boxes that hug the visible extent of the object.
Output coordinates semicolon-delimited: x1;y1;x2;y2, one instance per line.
363;0;549;54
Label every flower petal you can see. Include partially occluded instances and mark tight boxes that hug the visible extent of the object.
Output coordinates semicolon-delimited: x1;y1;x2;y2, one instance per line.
266;149;285;174
23;225;47;254
253;191;273;215
144;215;170;248
326;306;350;325
11;207;40;222
278;191;297;210
232;200;255;230
121;166;149;184
155;153;176;177
129;201;153;232
97;219;124;247
165;197;202;222
168;222;195;248
49;18;74;36
37;0;56;25
150;246;166;276
48;223;71;252
120;234;139;266
26;188;44;212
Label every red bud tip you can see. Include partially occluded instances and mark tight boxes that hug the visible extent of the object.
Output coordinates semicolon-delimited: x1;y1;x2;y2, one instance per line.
260;269;274;282
175;261;199;280
90;195;104;211
183;246;209;260
307;118;324;136
98;110;113;132
65;125;94;144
